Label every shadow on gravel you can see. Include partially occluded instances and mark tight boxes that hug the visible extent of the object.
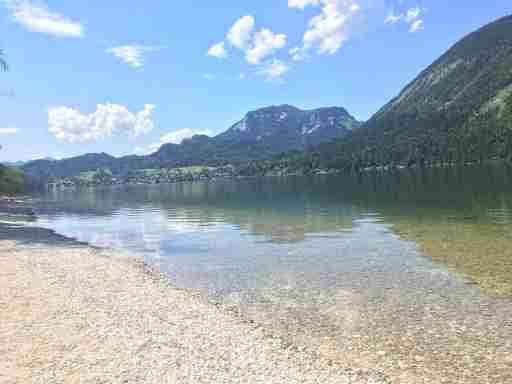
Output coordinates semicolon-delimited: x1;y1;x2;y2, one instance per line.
0;222;92;248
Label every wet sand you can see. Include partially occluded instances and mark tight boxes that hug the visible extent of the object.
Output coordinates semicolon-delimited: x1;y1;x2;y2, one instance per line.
0;223;385;384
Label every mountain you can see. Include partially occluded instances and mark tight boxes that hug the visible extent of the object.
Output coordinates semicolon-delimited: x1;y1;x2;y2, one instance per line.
216;105;360;152
3;160;27;168
302;15;512;170
23;153;117;181
2;157;55;169
22;105;360;180
149;105;359;165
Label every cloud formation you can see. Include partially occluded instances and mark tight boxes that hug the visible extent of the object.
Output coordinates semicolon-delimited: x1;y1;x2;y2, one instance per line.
209;15;288;69
2;0;83;38
246;29;287;65
0;127;20;135
226;15;255;50
106;45;163;68
289;0;361;56
147;129;212;153
409;19;424;33
385;6;425;33
49;104;155;144
258;60;289;81
289;46;307;62
288;0;321;9
208;15;289;80
207;41;228;59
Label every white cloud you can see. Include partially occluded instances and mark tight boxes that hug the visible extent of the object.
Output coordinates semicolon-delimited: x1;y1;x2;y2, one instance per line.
106;45;163;68
384;13;401;25
209;15;288;80
48;104;155;144
405;7;422;23
258;60;289;81
246;29;287;65
409;19;424;33
288;0;321;9
2;0;83;38
207;41;228;58
385;7;425;32
227;15;255;49
148;129;212;152
0;127;19;134
203;73;215;80
289;0;362;55
289;46;308;61
214;15;287;66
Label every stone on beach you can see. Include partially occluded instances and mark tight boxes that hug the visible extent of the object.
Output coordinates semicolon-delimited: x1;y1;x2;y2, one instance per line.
0;238;386;384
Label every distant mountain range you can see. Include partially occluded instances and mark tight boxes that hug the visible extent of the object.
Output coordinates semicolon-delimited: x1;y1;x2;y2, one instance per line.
22;105;360;181
3;158;53;168
3;161;27;168
297;15;512;170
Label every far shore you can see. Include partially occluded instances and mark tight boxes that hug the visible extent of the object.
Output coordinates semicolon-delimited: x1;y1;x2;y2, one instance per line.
36;158;512;191
0;222;385;384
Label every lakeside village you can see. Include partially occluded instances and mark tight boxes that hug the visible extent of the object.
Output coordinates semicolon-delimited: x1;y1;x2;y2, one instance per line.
45;160;352;189
46;166;238;188
45;161;461;189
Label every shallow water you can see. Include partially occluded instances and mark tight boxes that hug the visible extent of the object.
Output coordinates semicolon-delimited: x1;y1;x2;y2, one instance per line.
32;165;512;383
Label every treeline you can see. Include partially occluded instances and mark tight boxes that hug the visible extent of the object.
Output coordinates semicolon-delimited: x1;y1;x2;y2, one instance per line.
307;92;512;172
0;165;26;195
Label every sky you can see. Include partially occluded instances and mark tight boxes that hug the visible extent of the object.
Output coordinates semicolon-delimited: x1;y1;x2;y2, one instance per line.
0;0;510;162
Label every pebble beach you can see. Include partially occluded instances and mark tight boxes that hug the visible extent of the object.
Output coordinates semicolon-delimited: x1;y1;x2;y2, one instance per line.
0;223;386;384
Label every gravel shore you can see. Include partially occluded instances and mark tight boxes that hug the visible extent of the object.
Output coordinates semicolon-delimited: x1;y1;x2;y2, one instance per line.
0;224;386;384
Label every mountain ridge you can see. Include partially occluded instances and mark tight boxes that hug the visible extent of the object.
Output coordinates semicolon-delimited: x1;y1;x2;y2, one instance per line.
22;105;360;181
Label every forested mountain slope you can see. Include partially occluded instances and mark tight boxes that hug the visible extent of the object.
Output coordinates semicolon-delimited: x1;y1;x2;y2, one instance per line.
303;15;512;170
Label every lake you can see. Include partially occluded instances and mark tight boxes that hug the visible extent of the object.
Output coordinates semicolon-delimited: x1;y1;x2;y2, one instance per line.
31;165;512;383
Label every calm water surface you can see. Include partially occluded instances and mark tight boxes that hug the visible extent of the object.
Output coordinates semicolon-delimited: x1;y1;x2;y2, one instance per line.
32;165;512;383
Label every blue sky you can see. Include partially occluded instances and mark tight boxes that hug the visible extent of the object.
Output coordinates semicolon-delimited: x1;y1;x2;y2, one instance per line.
0;0;510;162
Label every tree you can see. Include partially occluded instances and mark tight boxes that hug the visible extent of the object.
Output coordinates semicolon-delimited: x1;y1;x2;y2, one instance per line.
0;49;7;71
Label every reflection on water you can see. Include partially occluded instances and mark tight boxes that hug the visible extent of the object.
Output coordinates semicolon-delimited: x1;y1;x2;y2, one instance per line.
32;165;512;384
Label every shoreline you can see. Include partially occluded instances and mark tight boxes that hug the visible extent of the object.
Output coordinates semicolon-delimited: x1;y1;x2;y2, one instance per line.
0;221;386;384
39;159;512;190
4;198;512;383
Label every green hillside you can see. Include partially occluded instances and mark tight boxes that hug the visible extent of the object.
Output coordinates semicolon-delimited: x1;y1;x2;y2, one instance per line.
297;15;512;171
